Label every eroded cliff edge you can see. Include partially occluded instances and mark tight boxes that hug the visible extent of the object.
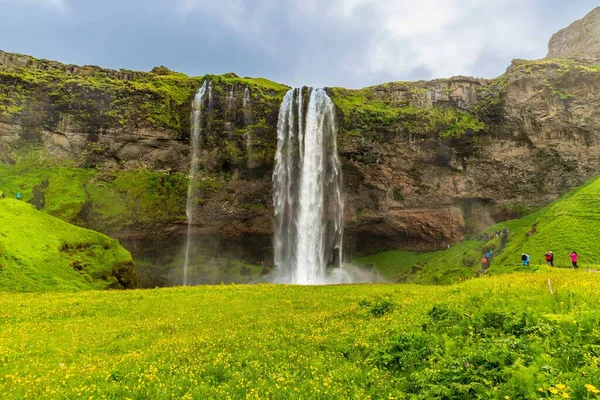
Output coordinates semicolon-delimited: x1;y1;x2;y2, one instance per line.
1;10;599;263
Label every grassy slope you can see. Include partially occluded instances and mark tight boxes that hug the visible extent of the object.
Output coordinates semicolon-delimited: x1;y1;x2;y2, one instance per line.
1;271;600;398
0;198;134;291
356;176;600;283
0;149;189;232
490;177;600;269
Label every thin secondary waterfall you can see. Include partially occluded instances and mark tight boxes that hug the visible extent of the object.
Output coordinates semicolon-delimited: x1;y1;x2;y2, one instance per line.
243;87;252;162
182;80;208;286
273;88;344;284
225;84;236;138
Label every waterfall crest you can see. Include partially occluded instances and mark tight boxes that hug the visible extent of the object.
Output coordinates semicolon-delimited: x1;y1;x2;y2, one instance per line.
182;80;208;286
273;88;344;284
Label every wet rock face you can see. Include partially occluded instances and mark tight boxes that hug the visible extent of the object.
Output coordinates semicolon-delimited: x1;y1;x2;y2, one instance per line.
547;7;600;63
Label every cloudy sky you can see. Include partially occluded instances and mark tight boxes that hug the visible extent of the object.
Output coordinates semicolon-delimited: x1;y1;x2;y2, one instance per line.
0;0;597;88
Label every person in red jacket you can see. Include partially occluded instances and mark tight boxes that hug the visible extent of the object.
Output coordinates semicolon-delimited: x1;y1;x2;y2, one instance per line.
545;251;554;267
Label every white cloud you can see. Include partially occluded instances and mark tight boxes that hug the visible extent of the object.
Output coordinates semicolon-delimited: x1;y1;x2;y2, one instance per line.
317;0;541;81
176;0;551;85
177;0;246;30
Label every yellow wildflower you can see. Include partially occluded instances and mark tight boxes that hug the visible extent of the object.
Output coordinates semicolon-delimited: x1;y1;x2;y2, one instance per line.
586;384;600;394
556;384;566;390
549;387;559;394
562;393;569;399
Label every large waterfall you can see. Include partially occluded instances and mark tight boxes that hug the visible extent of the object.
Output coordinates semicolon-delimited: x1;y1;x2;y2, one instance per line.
273;88;344;284
182;81;208;286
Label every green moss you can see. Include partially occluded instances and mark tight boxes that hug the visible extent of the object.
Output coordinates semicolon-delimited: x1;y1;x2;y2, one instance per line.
0;150;189;233
204;73;290;100
0;199;135;291
431;108;485;138
330;86;486;140
85;169;188;231
0;61;201;133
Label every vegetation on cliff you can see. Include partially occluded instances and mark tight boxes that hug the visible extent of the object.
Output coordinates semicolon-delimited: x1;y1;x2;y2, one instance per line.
0;198;136;291
0;148;189;233
2;271;600;398
330;83;486;142
0;53;200;134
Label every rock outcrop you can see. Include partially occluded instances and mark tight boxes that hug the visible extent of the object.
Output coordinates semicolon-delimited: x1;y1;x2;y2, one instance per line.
547;7;600;63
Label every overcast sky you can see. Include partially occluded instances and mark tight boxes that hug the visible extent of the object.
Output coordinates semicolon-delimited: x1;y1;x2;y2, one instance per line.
0;0;597;88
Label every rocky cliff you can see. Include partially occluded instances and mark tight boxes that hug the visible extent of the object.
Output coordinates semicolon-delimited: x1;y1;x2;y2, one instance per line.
1;9;600;272
547;7;600;63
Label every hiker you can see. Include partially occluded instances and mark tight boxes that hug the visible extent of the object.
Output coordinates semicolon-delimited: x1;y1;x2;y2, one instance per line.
521;253;530;267
569;251;578;269
481;255;489;270
545;251;554;267
0;192;5;199
15;192;22;200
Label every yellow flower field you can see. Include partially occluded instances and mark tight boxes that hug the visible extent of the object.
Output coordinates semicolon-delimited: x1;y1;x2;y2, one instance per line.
1;270;600;399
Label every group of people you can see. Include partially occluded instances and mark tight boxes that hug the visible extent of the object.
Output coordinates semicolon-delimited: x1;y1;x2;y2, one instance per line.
473;228;510;242
0;192;22;200
521;251;579;268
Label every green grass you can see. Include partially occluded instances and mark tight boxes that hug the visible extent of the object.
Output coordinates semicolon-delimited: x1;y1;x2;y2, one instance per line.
0;198;135;291
355;240;484;284
489;177;600;270
356;176;600;284
1;271;600;398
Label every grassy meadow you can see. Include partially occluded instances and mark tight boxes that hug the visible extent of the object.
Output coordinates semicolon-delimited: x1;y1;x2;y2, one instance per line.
2;270;600;399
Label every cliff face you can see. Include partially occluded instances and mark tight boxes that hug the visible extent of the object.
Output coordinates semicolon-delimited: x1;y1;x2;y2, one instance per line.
333;59;600;252
1;10;600;263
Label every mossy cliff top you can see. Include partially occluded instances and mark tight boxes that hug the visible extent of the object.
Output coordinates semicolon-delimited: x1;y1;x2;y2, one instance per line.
0;198;136;291
0;50;288;141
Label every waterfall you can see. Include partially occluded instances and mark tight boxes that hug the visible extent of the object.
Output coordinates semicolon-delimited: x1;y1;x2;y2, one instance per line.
182;80;208;286
227;84;235;105
273;88;344;284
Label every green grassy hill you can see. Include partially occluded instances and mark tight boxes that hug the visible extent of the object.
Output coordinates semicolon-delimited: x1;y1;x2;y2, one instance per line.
0;198;136;291
1;271;600;399
356;176;600;283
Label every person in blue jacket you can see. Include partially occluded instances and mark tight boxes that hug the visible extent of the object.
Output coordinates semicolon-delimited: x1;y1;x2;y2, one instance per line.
16;192;22;200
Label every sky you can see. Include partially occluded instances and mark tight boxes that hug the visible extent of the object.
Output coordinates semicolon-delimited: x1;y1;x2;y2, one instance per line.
0;0;597;88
